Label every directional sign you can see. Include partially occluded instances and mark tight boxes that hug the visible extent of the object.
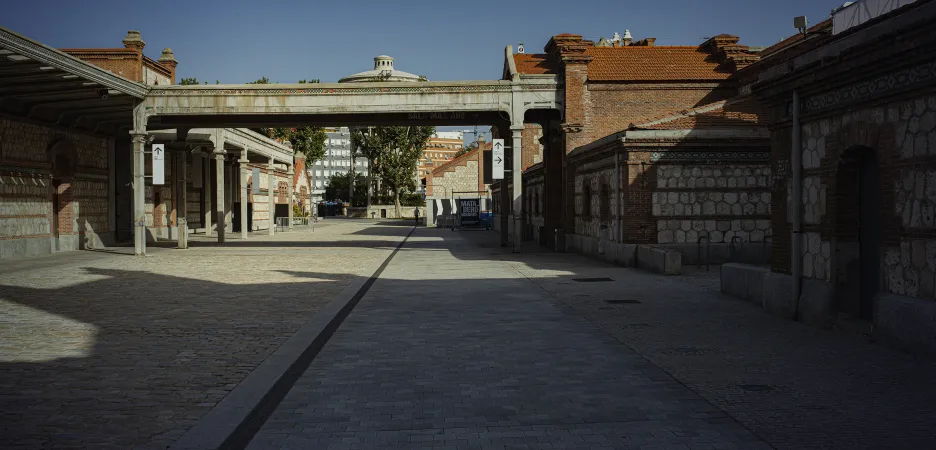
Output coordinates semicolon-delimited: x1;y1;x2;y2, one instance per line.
152;144;165;185
492;139;505;180
252;167;261;194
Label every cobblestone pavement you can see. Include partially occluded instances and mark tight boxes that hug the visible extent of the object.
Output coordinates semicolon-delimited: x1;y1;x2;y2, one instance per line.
499;241;936;449
0;220;410;449
248;227;768;450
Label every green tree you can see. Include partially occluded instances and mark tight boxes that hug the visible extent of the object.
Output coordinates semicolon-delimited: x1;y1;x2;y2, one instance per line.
179;77;200;85
454;143;476;158
324;172;367;205
352;126;435;217
246;77;328;201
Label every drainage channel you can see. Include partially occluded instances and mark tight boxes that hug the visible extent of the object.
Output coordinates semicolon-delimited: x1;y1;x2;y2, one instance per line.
223;227;414;449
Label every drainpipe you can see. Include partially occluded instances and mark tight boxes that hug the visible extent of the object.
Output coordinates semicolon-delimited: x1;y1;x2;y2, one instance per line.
791;90;803;320
615;149;622;245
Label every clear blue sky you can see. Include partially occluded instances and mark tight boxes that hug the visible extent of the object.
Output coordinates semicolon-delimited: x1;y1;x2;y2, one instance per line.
5;0;842;84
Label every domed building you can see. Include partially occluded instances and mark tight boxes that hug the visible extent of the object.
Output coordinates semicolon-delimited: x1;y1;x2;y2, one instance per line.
338;55;424;83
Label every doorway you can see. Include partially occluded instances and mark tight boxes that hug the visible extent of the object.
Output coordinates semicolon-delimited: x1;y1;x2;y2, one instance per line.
835;147;880;321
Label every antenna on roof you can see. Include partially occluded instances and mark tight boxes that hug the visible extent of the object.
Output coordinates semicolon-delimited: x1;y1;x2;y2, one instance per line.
794;16;809;35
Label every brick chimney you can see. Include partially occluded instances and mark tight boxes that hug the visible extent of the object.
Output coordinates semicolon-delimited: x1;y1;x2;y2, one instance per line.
158;48;178;84
623;29;633;46
122;30;145;51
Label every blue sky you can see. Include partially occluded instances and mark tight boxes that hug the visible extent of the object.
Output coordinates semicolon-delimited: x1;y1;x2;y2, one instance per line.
6;0;842;84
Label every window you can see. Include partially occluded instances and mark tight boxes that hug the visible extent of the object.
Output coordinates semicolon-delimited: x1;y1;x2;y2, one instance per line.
315;170;322;177
535;190;540;215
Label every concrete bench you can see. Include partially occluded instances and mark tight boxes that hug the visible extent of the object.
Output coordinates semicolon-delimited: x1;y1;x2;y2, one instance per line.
636;245;681;275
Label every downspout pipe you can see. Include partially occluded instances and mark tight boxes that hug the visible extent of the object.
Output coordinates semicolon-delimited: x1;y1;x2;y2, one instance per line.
791;90;803;320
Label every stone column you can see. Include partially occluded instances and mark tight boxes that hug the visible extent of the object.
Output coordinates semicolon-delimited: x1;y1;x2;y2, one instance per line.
268;157;276;235
239;149;249;240
177;150;188;249
287;165;295;230
511;125;524;253
203;152;212;236
130;131;147;256
214;150;226;243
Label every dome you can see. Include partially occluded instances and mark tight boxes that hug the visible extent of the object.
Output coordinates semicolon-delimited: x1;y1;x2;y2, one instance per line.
338;55;424;83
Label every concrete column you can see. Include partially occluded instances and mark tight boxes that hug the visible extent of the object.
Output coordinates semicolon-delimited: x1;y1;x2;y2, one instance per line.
130;131;147;256
177;150;188;249
511;125;524;253
287;166;295;230
214;150;226;243
268;157;276;235
239;150;249;240
203;152;212;236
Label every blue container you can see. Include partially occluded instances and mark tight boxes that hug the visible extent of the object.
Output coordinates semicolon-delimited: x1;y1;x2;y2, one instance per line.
479;211;493;229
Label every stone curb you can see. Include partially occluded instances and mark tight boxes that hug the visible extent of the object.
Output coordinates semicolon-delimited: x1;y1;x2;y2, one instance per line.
168;227;414;450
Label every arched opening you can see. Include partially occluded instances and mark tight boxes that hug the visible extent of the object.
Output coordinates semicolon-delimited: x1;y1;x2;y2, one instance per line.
834;146;880;321
49;139;77;250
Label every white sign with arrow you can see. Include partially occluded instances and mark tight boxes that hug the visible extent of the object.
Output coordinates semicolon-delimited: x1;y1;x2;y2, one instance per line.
492;139;505;180
152;143;165;185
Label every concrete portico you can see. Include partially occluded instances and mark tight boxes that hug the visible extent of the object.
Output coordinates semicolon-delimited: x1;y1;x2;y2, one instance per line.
139;127;295;255
130;47;560;255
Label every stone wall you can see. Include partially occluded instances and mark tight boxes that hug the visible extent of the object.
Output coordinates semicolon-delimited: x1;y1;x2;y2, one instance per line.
430;159;480;198
0;117;112;259
653;164;772;245
777;97;936;299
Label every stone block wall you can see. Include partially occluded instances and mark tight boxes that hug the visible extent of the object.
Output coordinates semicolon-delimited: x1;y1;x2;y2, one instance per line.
652;163;772;244
0;117;112;259
430;159;480;198
772;96;936;302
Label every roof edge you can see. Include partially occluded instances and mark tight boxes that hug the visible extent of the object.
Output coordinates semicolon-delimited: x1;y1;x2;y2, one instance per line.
1;26;149;98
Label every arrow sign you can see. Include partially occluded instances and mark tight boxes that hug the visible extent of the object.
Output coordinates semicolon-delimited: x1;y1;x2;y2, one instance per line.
492;139;505;180
152;143;165;185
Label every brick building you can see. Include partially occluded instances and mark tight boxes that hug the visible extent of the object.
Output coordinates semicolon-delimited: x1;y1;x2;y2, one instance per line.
418;132;465;191
493;31;765;261
721;0;936;354
425;137;494;224
0;28;299;259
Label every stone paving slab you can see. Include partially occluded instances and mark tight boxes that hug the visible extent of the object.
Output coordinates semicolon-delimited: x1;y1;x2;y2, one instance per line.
248;227;767;449
0;221;409;449
492;236;936;450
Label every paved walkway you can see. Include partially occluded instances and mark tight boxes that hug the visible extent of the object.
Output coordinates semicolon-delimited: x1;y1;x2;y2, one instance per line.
247;228;768;449
0;220;410;449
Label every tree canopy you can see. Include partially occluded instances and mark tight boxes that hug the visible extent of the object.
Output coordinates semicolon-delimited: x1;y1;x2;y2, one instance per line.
352;126;434;216
246;77;327;165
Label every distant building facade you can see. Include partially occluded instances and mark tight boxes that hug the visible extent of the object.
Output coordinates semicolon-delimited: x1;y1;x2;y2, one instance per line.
307;127;369;203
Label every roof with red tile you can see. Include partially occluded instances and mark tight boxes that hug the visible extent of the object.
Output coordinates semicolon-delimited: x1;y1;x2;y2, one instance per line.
635;98;765;130
513;54;556;75
585;46;732;81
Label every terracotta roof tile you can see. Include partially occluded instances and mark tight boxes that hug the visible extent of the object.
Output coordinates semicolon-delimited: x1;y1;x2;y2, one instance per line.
513;54;556;75
585;46;732;81
636;98;765;130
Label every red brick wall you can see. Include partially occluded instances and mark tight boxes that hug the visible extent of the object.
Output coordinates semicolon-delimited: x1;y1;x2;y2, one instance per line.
582;84;736;144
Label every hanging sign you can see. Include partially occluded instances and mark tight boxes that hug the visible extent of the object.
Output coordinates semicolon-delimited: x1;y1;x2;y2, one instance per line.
152;144;165;185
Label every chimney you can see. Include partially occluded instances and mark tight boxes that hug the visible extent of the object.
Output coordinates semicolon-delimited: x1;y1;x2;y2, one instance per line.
611;32;622;47
158;48;178;84
517;42;525;54
646;37;656;47
623;29;633;46
122;30;145;51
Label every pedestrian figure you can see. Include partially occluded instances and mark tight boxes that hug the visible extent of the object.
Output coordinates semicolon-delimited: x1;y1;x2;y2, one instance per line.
414;207;419;226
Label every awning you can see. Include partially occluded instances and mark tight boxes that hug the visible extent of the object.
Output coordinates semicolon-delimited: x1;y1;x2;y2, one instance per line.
0;26;148;136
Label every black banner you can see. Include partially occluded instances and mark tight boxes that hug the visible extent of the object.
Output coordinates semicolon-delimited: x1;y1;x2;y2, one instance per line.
459;198;481;226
